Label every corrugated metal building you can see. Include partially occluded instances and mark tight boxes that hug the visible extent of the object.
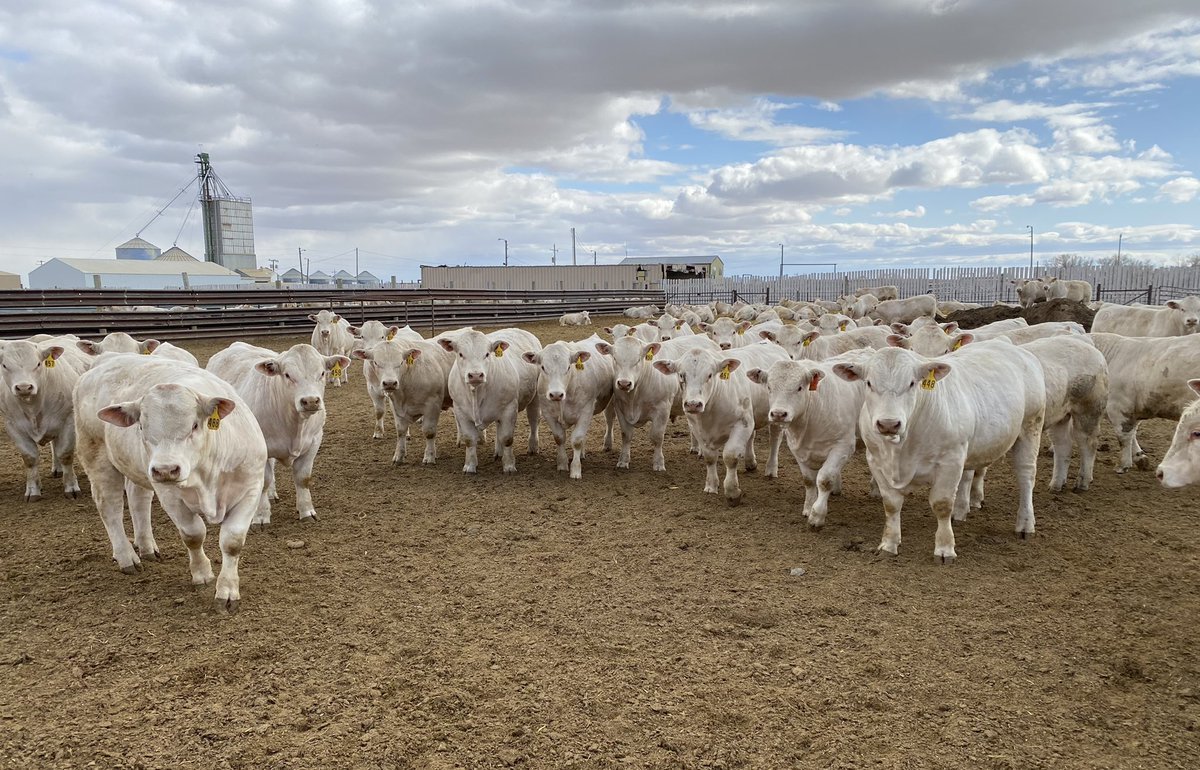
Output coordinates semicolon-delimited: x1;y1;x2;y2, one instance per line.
618;255;723;280
28;258;252;289
420;265;658;291
0;270;22;290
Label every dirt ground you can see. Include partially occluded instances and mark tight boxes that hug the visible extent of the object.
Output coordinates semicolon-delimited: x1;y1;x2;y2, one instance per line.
2;317;1199;769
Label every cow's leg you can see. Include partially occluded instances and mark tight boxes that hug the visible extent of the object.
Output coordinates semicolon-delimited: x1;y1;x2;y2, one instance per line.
615;412;634;469
1107;401;1137;473
125;480;160;561
392;408;411;465
546;410;568;472
875;468;905;556
167;509;213;587
742;430;758;473
701;440;721;495
214;494;256;615
797;462;818;523
52;428;81;499
569;413;595;480
649;408;670;472
1074;407;1103;492
499;405;519;473
421;405;440;465
9;430;42;502
91;464;140;573
952;470;973;522
1010;424;1041;538
265;458;279;500
810;446;853;528
931;464;963;564
526;399;540;455
763;423;784;479
369;387;388;439
293;442;320;521
969;466;987;509
459;414;480;474
1047;418;1073;492
602;402;615;452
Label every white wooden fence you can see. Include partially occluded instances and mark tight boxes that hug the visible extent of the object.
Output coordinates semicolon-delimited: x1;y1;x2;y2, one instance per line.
664;265;1200;306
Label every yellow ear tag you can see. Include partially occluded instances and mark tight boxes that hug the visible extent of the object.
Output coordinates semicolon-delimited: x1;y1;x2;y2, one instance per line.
802;337;813;347
404;353;415;366
720;364;732;380
645;349;655;361
674;322;683;330
206;407;221;431
141;349;152;355
952;338;964;351
737;328;745;336
44;355;56;369
331;362;343;378
839;322;849;331
921;370;938;391
494;347;504;358
575;355;585;371
386;330;397;341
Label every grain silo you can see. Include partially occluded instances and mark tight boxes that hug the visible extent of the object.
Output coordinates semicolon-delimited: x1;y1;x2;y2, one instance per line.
196;153;256;272
115;236;161;261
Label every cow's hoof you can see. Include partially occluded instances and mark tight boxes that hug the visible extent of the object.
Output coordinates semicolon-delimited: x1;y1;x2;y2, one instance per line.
119;562;143;575
24;494;41;503
726;494;743;508
51;469;63;479
216;597;240;616
936;554;957;565
136;547;162;562
299;512;319;524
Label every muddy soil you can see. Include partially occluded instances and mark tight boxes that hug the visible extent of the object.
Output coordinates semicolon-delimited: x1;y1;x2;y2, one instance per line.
1;318;1198;769
945;299;1096;331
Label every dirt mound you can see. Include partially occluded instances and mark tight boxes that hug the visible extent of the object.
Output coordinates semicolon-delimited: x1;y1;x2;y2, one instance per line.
943;298;1096;330
1025;298;1096;329
942;303;1021;328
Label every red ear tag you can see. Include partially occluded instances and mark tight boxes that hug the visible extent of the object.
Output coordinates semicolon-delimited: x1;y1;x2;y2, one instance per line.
808;376;819;392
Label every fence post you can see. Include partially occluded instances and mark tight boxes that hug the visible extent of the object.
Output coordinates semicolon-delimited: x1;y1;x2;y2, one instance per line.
429;297;435;337
765;286;770;305
1095;283;1101;302
732;289;739;304
1148;284;1154;305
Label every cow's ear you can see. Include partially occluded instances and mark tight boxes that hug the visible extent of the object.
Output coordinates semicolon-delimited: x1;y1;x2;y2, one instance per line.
521;351;540;365
437;337;456;353
141;339;162;354
595;342;613;356
202;396;237;420
759;329;778;342
98;401;140;427
326;355;351;372
351;349;372;361
255;359;282;376
745;368;767;385
831;363;863;382
1189;379;1200;397
1167;300;1182;310
76;340;101;356
308;314;320;322
886;334;909;349
652;360;678;375
347;325;362;337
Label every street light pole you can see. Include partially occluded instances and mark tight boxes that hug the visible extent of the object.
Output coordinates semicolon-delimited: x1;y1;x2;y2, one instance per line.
778;243;784;280
1117;232;1123;262
1026;225;1034;272
498;238;508;267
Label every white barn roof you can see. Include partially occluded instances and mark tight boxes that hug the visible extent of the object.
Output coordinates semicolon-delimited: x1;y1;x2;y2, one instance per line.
48;258;240;277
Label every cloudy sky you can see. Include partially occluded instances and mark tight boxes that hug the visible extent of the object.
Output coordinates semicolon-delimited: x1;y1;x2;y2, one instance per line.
2;0;1199;282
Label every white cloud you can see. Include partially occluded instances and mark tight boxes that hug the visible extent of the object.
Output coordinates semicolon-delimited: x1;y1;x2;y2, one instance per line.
1159;176;1200;203
816;101;843;112
684;99;845;145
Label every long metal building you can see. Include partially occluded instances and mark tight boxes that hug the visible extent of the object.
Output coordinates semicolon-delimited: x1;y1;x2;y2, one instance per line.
420;265;659;291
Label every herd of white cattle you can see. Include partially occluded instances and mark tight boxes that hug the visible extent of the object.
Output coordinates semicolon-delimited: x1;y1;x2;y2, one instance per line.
4;287;1200;613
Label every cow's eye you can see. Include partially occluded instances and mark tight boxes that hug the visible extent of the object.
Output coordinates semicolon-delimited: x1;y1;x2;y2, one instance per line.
192;422;199;432
1191;430;1200;441
910;380;915;388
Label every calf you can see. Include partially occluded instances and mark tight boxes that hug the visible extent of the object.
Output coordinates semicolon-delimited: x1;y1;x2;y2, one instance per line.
652;343;787;504
595;335;720;470
1012;279;1048;308
351;339;452;464
624;305;660;320
559;311;593;326
832;341;1045;562
0;340;84;500
351;321;424;437
1092;297;1200;337
309;310;354;385
206;342;349;523
76;332;156;357
1091;332;1200;472
522;336;615;479
765;326;891;361
438;328;541;473
698;317;753;350
1156;381;1200;488
1045;277;1092;303
74;355;266;612
147;340;200;366
348;320;409;348
870;295;938;325
855;285;898;301
747;353;866;527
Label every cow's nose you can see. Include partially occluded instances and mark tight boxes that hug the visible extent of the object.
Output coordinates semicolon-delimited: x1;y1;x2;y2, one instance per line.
151;464;181;482
876;418;901;435
321;330;330;337
299;396;322;411
1156;467;1165;481
616;379;632;391
467;371;485;384
13;382;34;396
770;409;788;422
381;380;398;391
684;400;704;413
548;391;565;402
719;343;731;350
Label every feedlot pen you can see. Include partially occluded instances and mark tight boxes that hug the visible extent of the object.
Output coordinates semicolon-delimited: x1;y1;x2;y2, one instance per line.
1;317;1198;769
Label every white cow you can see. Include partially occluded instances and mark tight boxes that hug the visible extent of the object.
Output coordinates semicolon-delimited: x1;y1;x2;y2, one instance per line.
624;305;660;320
1156;381;1200;488
73;355;266;612
1091;333;1200;473
698;318;753;350
348;320;413;349
595;335;719;471
147;340;200;366
765;326;892;361
350;321;424;438
870;295;938;325
652;343;788;505
309;310;354;386
206;342;349;524
1012;279;1048;308
747;353;867;527
76;332;156;357
438;328;541;473
0;340;85;500
1045;278;1092;303
522;336;615;479
351;339;453;464
832;341;1046;562
1092;297;1200;337
559;311;593;326
855;285;898;301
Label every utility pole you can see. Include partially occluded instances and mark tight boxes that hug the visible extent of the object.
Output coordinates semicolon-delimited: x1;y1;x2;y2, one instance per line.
355;247;359;277
571;227;577;266
498;238;508;267
592;249;597;266
551;244;558;265
1117;232;1123;262
778;243;784;280
1026;225;1034;271
268;258;278;272
298;247;305;279
305;257;311;283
